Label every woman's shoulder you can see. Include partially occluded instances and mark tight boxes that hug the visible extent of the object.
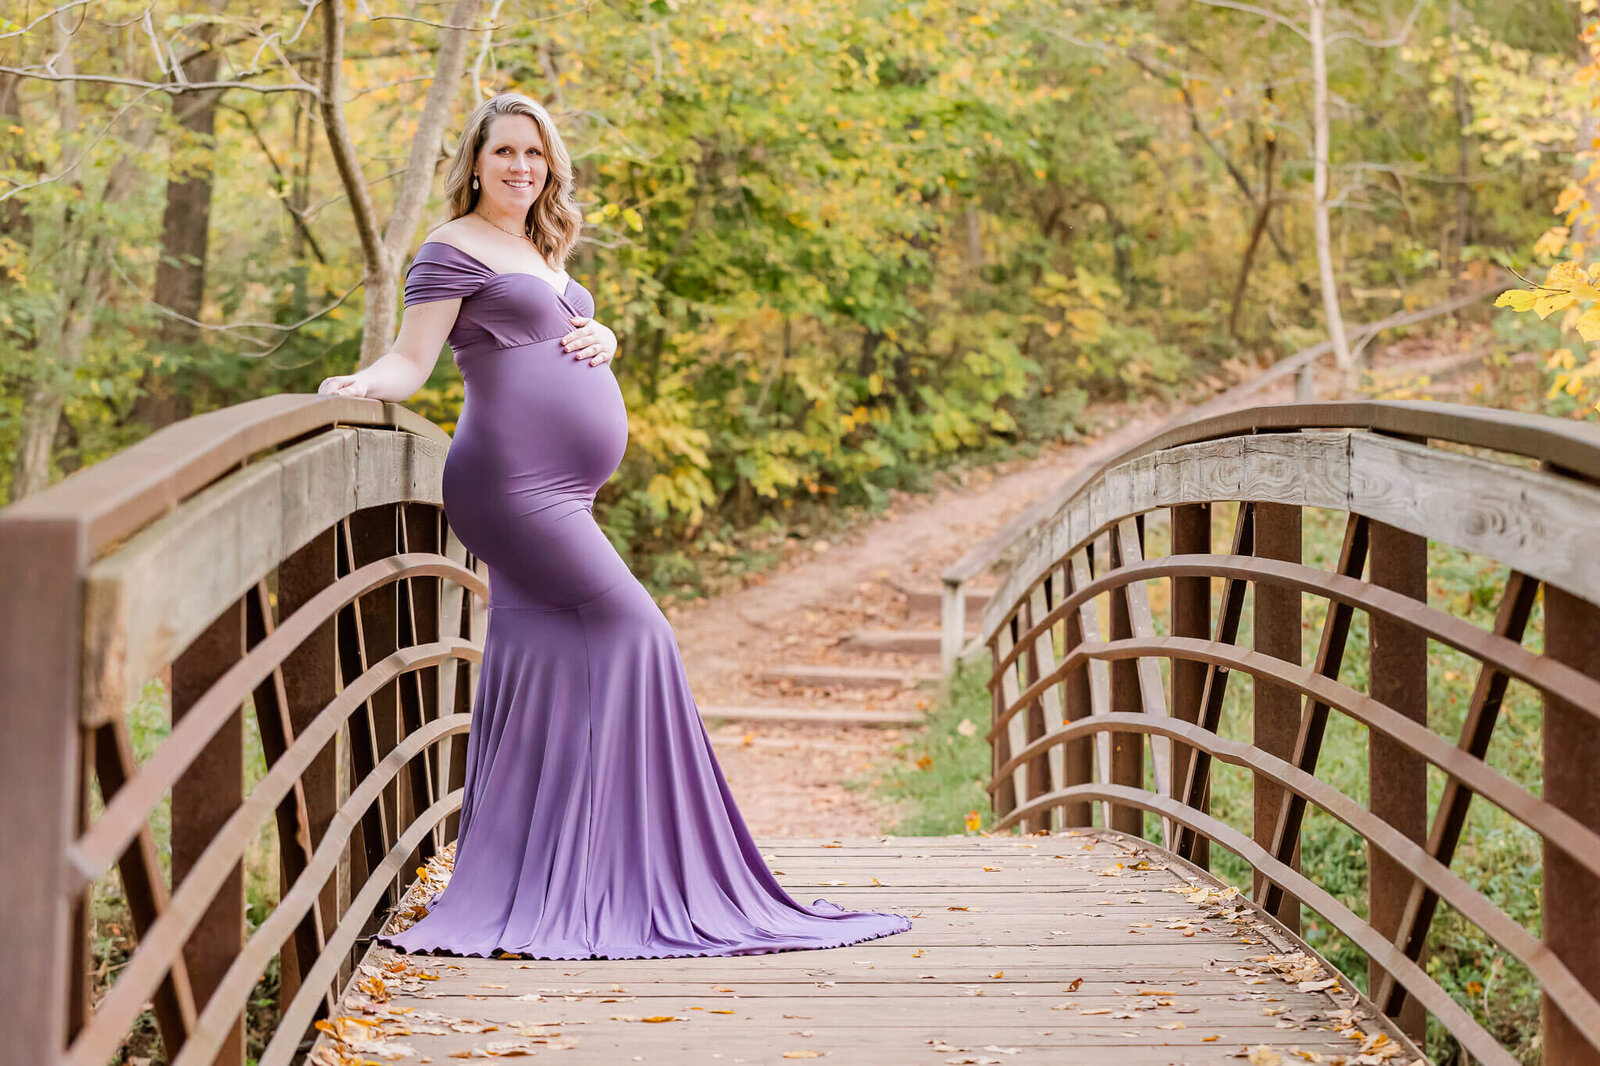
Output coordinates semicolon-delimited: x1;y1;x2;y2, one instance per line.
404;223;490;305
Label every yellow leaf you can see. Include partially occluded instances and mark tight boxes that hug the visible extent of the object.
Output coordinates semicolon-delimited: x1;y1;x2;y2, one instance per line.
1577;308;1600;342
1495;289;1540;312
1534;291;1577;319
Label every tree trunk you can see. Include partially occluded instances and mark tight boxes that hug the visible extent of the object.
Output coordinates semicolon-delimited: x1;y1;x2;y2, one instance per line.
1448;0;1474;284
133;20;223;431
316;0;483;369
1309;0;1353;389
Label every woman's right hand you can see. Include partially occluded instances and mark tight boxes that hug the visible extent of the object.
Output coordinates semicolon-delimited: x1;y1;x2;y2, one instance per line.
318;374;368;398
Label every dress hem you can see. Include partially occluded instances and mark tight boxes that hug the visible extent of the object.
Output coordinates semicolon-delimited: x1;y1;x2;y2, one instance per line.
371;904;914;963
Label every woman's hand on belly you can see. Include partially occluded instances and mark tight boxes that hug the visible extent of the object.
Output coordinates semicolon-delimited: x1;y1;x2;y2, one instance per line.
561;315;618;367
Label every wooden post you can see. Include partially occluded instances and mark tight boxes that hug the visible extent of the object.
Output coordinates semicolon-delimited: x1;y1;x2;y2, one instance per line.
0;516;84;1064
1253;502;1302;933
1367;521;1428;1042
1543;586;1600;1065
941;578;967;672
171;597;247;1066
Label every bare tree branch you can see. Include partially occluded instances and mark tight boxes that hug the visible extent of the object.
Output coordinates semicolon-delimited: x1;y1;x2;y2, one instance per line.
1193;0;1310;43
0;0;94;42
104;246;365;357
0;86;167;203
0;64;315;94
317;0;384;283
1325;0;1425;48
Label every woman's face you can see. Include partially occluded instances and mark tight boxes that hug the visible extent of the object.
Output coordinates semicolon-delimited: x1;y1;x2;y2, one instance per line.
474;112;549;212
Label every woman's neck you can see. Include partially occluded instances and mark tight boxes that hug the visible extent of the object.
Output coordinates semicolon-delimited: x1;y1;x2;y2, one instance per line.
475;203;529;236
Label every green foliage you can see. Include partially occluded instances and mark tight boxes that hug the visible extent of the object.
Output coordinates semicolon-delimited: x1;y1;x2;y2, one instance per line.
16;0;1582;549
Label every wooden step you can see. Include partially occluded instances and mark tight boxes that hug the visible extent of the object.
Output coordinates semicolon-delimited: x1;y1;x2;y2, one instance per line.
757;664;942;690
894;582;994;614
698;704;925;725
839;628;946;654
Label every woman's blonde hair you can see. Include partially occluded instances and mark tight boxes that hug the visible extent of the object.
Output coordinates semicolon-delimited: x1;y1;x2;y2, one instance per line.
443;93;583;266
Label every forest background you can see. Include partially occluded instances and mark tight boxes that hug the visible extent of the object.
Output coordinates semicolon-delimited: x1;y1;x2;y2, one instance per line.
4;0;1598;599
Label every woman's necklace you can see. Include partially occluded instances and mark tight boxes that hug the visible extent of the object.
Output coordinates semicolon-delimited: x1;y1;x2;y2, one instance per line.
473;209;561;277
475;209;533;242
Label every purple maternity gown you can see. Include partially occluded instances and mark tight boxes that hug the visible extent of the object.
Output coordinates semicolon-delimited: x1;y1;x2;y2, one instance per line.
374;240;914;960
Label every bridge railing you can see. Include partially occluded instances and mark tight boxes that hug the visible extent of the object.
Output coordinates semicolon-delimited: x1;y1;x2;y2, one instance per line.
940;283;1503;671
0;395;487;1066
978;401;1600;1066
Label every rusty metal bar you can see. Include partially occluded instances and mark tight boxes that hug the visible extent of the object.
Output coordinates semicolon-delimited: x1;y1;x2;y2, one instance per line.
169;719;470;1066
89;716;197;1055
398;504;444;864
993;554;1600;735
1544;585;1600;1065
243;580;331;1026
994;633;1600;888
1261;514;1369;917
170;597;247;1066
1366;520;1428;1040
1175;502;1254;861
65;639;481;1066
1107;526;1144;836
991;623;1020;819
1058;563;1094;826
335;517;397;958
1377;571;1540;1016
276;527;342;1009
1019;596;1053;834
1252;501;1302;932
350;508;403;897
1169;502;1211;869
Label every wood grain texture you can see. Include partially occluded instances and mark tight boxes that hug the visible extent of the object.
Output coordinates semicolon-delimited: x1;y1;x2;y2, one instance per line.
307;831;1418;1066
81;426;448;719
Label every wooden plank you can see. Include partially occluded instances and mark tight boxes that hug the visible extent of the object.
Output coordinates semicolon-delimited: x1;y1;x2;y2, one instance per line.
1349;431;1600;609
81;427;449;719
309;832;1419;1066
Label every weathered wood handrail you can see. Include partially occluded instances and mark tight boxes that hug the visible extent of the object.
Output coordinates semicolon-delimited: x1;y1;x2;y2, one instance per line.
0;395;488;1066
939;281;1505;670
978;399;1600;1065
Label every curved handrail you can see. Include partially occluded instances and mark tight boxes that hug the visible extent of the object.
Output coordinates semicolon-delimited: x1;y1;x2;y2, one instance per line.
1;394;441;556
978;399;1600;1065
0;395;488;1066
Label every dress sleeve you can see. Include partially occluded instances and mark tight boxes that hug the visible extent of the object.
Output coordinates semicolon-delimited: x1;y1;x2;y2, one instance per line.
403;244;486;307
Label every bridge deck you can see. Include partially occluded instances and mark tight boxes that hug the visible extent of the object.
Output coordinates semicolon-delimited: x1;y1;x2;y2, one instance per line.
310;831;1417;1065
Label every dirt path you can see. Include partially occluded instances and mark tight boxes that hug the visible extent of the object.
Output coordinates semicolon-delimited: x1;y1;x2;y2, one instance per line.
671;329;1490;840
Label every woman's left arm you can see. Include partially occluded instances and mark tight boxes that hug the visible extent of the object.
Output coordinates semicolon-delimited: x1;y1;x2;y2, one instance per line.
561;315;619;367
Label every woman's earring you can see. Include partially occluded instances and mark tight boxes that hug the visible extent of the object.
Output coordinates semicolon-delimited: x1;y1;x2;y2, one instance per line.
471;175;479;191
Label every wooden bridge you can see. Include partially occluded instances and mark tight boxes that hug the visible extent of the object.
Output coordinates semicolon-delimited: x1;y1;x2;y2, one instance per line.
2;394;1598;1065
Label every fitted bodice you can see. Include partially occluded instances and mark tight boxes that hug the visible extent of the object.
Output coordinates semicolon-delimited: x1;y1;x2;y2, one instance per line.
404;240;596;359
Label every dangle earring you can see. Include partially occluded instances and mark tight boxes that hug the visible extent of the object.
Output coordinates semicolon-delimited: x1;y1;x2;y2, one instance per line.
471;174;479;191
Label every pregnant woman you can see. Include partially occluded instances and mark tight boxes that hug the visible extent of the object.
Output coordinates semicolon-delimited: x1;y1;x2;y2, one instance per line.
316;92;912;960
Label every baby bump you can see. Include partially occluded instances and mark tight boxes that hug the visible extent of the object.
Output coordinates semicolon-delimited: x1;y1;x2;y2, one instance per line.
442;338;633;607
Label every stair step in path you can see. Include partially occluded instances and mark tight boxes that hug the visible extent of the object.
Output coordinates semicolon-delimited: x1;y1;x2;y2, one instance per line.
698;704;925;726
758;664;941;690
893;582;994;615
838;627;954;654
